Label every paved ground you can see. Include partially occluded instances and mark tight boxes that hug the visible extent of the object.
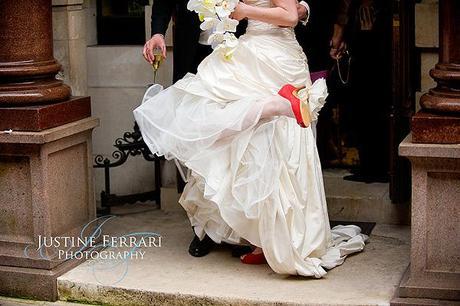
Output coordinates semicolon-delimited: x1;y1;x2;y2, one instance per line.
50;203;411;306
0;297;84;306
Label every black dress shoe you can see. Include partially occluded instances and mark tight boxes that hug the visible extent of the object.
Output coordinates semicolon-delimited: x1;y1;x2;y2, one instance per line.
188;234;215;257
231;245;253;257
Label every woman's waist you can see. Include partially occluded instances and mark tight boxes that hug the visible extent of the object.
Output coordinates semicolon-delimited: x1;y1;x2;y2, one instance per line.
241;21;303;55
246;20;295;36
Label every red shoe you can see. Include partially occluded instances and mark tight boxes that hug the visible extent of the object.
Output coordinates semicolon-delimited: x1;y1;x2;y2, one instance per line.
240;251;267;265
278;84;312;128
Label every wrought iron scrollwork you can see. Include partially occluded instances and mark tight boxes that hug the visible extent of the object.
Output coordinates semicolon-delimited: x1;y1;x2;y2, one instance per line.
94;123;157;169
93;122;162;216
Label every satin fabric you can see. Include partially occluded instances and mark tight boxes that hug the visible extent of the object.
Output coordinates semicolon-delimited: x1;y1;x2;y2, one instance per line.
134;0;368;278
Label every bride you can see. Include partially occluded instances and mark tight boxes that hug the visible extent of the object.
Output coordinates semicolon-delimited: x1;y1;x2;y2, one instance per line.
134;0;368;277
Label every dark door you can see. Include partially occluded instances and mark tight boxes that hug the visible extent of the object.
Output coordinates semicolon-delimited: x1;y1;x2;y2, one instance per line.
315;0;415;204
389;0;416;203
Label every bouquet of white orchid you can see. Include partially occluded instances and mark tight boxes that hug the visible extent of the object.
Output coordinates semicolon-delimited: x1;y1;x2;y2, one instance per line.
187;0;240;60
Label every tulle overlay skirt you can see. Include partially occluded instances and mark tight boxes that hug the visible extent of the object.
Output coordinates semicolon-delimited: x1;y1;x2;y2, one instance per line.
134;26;368;277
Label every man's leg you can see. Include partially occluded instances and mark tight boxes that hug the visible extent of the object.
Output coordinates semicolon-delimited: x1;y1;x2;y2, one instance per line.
185;43;216;256
344;30;390;183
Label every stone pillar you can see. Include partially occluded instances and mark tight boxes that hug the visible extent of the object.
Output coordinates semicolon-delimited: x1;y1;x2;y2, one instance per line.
0;0;91;131
392;1;460;304
52;0;88;96
393;135;460;305
0;0;98;301
0;0;70;105
411;0;460;144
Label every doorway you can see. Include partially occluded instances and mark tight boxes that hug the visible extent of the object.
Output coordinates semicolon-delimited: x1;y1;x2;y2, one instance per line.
315;0;416;203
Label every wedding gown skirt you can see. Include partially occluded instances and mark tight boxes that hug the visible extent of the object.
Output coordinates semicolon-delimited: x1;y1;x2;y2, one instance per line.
134;21;368;278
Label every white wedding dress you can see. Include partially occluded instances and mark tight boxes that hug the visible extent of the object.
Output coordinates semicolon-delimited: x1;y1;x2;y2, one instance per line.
134;0;368;278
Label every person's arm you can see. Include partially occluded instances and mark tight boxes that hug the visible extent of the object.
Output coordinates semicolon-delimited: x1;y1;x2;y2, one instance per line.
231;0;298;28
151;0;175;36
297;1;310;26
143;0;175;63
330;0;353;59
330;24;346;59
336;0;352;27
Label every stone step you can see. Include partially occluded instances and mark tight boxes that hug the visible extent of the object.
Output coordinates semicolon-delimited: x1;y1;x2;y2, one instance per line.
323;169;410;225
161;169;411;225
56;205;411;306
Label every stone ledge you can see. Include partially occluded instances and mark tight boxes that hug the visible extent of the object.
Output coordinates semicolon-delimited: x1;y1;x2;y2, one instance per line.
392;296;460;306
0;117;99;145
410;111;460;145
52;0;83;7
397;266;460;302
399;134;460;158
0;257;86;301
0;97;91;132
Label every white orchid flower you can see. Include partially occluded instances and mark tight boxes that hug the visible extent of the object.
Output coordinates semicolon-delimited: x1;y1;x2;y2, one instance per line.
188;0;240;60
187;0;218;15
215;17;239;33
214;33;239;60
200;17;219;31
187;0;204;12
202;0;219;10
186;0;198;11
207;32;225;48
215;0;238;18
215;44;237;61
222;32;238;48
